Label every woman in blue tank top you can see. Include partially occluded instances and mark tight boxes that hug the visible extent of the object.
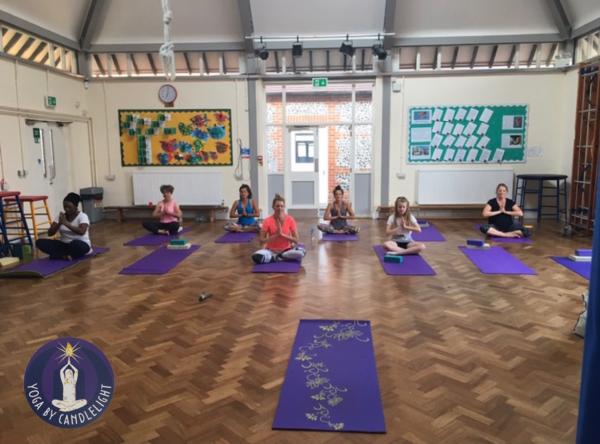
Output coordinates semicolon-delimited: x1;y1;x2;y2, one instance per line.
317;185;360;234
224;184;261;232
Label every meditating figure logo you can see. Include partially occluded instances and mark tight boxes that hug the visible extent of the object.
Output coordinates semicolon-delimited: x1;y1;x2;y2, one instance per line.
24;337;114;428
51;343;88;412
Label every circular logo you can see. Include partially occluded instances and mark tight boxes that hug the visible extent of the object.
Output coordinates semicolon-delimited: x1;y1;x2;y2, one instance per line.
24;337;114;428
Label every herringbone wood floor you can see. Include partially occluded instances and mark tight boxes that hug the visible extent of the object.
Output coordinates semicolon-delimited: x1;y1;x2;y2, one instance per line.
0;219;590;443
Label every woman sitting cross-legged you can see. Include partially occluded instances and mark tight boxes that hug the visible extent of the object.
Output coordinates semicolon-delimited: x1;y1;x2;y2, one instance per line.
251;194;306;264
480;183;531;238
36;192;92;260
224;184;261;232
317;185;360;234
383;196;426;255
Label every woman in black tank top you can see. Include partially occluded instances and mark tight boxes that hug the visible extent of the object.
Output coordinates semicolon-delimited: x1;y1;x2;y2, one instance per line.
480;183;530;238
317;186;360;234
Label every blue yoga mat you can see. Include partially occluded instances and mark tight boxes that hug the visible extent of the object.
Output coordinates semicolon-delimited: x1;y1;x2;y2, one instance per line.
273;319;386;433
551;256;591;280
119;245;200;275
373;245;436;276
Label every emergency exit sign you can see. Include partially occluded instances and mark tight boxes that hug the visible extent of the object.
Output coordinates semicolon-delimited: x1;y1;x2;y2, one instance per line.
44;95;57;108
312;77;328;88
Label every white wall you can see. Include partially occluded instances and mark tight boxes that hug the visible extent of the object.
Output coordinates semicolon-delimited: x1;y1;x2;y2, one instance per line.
0;58;91;210
383;72;578;207
88;79;251;207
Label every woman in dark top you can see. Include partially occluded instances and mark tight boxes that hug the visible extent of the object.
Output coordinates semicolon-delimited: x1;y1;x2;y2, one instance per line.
480;183;530;238
317;185;360;234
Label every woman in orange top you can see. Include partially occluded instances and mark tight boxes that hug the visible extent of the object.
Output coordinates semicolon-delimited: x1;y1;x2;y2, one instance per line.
251;194;306;264
142;184;182;235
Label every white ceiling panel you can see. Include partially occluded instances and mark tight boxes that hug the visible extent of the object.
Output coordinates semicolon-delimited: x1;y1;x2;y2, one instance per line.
394;0;558;38
564;0;600;30
0;0;90;41
251;0;386;37
93;0;243;44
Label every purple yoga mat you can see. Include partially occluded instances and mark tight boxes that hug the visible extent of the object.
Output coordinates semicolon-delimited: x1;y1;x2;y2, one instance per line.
272;319;385;433
474;224;532;243
119;245;200;275
373;245;435;276
551;256;591;280
252;259;302;273
215;231;257;243
124;227;192;246
0;247;109;278
412;225;446;242
322;233;359;242
459;246;536;275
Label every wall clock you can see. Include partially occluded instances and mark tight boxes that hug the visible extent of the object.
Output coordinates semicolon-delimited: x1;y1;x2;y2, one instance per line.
158;84;177;107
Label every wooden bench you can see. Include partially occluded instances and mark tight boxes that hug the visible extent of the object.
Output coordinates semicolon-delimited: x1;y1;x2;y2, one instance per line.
104;205;228;223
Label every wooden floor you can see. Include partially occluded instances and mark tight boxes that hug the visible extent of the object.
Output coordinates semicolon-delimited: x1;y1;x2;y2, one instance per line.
0;219;589;443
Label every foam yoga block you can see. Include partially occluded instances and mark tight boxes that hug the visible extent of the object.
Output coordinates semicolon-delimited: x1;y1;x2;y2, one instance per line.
569;255;592;262
576;249;593;257
466;239;490;249
384;254;404;263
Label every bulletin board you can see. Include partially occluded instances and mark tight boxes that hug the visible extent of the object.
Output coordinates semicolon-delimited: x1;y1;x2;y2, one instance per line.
407;105;527;163
119;109;233;166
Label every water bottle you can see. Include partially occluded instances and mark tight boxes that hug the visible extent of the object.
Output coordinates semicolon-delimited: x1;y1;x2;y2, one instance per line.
198;292;212;302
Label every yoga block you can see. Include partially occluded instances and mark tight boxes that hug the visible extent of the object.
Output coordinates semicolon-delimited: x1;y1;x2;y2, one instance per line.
569;254;592;262
467;239;486;247
167;243;191;250
576;249;592;257
384;254;403;263
170;239;188;246
0;257;20;267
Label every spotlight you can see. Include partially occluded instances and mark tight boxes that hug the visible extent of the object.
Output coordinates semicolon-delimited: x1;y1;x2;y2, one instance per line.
372;43;388;60
255;46;269;61
339;41;355;57
292;43;303;57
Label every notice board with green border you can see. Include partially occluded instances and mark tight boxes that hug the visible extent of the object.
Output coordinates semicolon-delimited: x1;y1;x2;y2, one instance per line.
407;105;528;164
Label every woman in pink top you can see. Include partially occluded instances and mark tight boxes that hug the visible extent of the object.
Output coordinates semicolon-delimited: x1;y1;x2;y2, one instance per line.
142;184;182;235
251;194;306;264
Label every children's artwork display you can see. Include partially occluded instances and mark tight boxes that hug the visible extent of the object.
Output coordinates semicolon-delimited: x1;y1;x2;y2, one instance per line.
119;109;233;166
408;105;527;164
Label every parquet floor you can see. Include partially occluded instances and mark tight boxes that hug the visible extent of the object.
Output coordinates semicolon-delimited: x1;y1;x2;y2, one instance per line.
0;219;590;443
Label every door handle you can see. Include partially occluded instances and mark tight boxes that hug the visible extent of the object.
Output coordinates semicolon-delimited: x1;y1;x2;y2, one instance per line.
40;130;47;178
48;129;56;181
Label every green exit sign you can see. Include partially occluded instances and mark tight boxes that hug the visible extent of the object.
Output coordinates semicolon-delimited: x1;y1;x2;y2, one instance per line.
312;77;328;88
45;95;57;108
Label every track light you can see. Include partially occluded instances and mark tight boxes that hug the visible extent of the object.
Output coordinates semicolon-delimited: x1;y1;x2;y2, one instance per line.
256;46;269;60
372;43;387;60
255;36;269;61
339;36;355;57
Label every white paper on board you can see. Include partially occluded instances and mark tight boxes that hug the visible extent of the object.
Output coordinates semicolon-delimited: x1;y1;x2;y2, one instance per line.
432;148;443;160
476;136;490;148
443;135;456;146
455;108;467;120
480;108;493;123
431;134;443;147
464;122;477;135
466;108;479;121
442;122;454;134
466;135;478;148
455;149;467;162
443;109;455;121
443;148;456;161
452;123;464;135
476;123;489;135
455;136;467;147
492;149;505;162
432;108;443;121
479;149;492;162
432;121;443;133
411;127;432;143
466;149;479;162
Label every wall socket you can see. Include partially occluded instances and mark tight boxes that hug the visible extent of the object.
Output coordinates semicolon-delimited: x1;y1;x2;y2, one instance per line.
105;174;116;181
396;172;406;179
